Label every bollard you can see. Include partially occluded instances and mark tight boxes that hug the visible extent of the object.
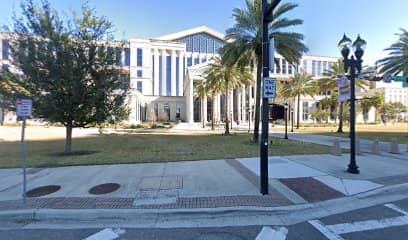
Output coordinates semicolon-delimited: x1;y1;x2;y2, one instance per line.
331;139;342;156
371;138;381;155
356;138;362;155
390;138;400;154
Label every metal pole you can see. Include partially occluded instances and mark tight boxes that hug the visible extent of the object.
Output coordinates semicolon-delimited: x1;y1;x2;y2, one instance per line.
21;117;27;204
284;105;288;139
260;0;270;195
347;60;359;174
291;107;294;132
248;108;251;133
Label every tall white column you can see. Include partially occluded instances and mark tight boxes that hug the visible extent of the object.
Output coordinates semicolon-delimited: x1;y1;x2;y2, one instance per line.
153;49;159;96
241;87;246;123
203;95;207;124
161;50;167;96
186;78;194;123
217;94;221;122
178;52;184;96
229;89;234;124
171;50;177;96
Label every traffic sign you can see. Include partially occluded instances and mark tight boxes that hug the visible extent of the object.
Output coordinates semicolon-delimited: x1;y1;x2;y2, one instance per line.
263;77;277;98
337;76;350;102
383;73;392;83
393;76;407;82
16;99;32;117
358;74;364;80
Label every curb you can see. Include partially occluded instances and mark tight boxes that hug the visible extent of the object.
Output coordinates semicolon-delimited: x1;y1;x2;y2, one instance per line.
1;183;407;223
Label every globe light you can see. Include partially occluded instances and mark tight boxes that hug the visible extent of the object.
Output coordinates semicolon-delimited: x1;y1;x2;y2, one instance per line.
338;33;352;59
352;35;366;60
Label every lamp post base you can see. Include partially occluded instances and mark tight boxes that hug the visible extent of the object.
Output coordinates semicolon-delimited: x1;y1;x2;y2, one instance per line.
347;164;360;174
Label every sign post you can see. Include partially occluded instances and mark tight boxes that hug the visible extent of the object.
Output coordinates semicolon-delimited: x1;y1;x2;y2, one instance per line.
16;99;32;204
337;75;350;102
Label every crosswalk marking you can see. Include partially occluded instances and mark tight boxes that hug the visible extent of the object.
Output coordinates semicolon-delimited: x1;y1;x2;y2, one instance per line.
255;226;288;240
308;220;345;240
309;203;408;238
84;228;125;240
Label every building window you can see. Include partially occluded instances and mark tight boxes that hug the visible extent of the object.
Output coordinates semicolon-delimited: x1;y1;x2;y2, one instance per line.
2;40;9;60
166;56;171;96
323;61;328;73
208;38;214;54
137;70;143;78
194;57;199;65
201;57;206;63
159;56;163;94
107;47;114;64
120;74;129;89
193;36;200;52
137;48;143;66
302;101;309;121
137;81;143;92
317;61;322;76
2;64;9;72
276;58;281;73
163;102;170;121
124;48;130;66
303;60;308;74
282;59;287;74
154;103;159;120
176;105;181;120
187;57;192;67
288;64;293;74
200;35;207;53
312;60;316;76
176;57;180;96
115;47;122;66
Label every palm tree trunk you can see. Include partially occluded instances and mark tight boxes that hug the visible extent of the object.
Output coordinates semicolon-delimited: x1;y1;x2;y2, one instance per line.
296;94;300;129
201;97;205;128
252;54;262;142
211;93;215;130
337;102;344;133
225;81;230;135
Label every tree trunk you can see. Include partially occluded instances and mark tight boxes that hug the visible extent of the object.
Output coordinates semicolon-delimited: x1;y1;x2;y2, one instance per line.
211;93;215;130
225;82;230;135
252;54;262;142
65;125;73;154
201;97;205;128
296;94;300;129
337;102;344;133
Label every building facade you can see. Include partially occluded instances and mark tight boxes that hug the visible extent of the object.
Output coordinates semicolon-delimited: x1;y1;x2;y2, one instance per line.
2;27;404;125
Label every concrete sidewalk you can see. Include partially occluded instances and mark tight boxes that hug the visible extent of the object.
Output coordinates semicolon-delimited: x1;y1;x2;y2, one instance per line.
272;132;408;156
0;152;407;212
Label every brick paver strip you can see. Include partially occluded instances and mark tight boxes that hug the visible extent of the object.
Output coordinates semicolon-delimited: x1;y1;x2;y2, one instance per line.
225;159;292;206
279;177;345;202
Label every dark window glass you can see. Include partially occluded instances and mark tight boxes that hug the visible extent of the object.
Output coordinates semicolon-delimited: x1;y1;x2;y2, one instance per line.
303;102;309;120
2;40;9;60
303;60;308;73
200;35;206;53
107;47;114;64
115;47;122;66
276;58;281;73
193;36;200;52
166;56;171;96
194;57;199;65
124;48;130;66
137;48;143;66
187;57;192;66
282;59;287;74
201;57;206;63
312;60;316;76
288;64;293;74
317;61;322;76
137;70;142;78
137;81;143;92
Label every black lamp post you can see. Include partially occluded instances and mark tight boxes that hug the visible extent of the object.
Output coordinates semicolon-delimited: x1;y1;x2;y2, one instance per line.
338;34;366;174
290;104;294;132
284;103;288;139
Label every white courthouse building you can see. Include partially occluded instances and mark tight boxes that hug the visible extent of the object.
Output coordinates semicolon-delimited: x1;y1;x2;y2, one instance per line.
1;26;405;125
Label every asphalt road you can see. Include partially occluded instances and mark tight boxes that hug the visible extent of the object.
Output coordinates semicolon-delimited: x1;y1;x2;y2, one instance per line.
1;198;408;240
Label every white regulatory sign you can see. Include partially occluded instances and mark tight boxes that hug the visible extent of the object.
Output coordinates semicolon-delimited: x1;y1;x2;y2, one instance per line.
263;77;277;98
16;99;32;117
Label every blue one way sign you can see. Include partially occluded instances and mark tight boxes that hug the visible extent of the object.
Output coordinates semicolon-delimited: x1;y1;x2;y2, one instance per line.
264;77;277;98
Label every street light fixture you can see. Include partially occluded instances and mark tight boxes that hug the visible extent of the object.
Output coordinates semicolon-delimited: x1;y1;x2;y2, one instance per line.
338;33;366;174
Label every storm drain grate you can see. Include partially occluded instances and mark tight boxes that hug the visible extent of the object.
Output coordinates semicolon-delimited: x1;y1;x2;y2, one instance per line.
26;185;61;198
89;183;120;195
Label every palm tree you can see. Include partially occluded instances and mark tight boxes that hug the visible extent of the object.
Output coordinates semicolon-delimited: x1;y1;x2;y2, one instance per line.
359;97;374;123
203;57;252;135
195;82;209;128
378;28;408;75
223;0;308;142
204;69;225;131
280;73;317;129
319;60;369;132
371;93;385;123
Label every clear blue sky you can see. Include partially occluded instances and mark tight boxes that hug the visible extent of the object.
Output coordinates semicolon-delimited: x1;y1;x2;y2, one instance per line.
1;0;407;65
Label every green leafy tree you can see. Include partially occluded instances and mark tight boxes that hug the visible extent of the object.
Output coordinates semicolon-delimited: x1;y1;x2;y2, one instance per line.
359;97;374;123
319;60;369;132
8;0;128;154
380;102;406;124
371;93;385;123
204;68;225;130
223;0;307;142
280;73;317;129
378;28;408;75
203;57;252;135
310;109;330;124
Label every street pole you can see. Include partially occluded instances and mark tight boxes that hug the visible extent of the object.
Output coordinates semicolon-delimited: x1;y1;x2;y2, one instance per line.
347;61;359;173
20;117;27;204
248;107;251;133
284;104;288;139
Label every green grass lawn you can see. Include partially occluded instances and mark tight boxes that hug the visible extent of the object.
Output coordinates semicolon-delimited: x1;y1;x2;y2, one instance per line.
0;133;332;168
310;132;408;144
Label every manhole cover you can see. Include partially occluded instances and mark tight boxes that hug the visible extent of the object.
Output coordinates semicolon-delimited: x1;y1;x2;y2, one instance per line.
26;185;61;198
89;183;120;195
